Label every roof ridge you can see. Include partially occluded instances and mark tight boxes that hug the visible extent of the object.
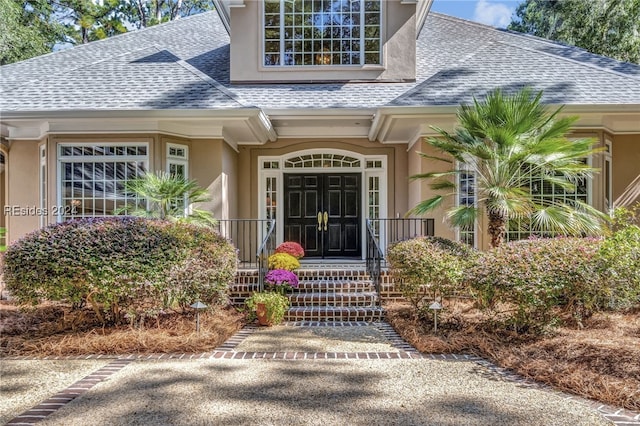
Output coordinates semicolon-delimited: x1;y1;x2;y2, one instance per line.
493;39;640;81
175;60;243;106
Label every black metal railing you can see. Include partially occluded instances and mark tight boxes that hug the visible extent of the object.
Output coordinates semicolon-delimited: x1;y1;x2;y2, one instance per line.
366;218;435;295
366;219;384;295
215;219;276;268
256;220;276;292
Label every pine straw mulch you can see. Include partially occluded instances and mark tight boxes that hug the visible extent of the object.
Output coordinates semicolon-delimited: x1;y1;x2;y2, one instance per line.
384;301;640;411
0;301;245;357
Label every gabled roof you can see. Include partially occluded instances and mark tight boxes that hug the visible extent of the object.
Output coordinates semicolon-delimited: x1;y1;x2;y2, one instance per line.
1;11;639;112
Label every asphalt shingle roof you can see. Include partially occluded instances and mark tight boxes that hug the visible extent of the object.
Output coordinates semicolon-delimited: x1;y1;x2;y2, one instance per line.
1;11;639;112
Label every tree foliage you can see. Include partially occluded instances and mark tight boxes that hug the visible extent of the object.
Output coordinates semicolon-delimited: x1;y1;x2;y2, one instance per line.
509;0;640;64
410;88;607;247
0;0;67;64
0;0;215;64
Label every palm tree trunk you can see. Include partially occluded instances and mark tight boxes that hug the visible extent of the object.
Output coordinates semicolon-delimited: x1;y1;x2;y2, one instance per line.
488;210;507;247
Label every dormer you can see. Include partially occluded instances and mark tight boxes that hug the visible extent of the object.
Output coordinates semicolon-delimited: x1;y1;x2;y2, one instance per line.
214;0;432;83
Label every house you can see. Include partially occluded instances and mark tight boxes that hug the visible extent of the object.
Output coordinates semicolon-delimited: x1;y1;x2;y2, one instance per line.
1;1;640;259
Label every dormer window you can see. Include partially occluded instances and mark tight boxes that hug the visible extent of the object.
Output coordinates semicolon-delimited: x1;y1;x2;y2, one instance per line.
264;0;381;67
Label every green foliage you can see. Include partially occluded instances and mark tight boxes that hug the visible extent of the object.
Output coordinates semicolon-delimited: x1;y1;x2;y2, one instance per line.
0;227;6;252
245;291;289;325
410;87;606;247
0;0;66;64
2;217;237;325
387;237;475;312
469;237;605;332
598;206;640;309
267;252;300;271
509;0;640;65
117;171;216;227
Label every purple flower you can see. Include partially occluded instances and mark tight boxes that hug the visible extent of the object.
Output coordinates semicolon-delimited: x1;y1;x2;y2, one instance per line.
265;269;299;289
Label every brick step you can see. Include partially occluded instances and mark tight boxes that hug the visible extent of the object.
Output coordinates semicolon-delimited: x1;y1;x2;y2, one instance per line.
296;280;374;293
285;306;385;322
295;269;370;281
288;292;378;307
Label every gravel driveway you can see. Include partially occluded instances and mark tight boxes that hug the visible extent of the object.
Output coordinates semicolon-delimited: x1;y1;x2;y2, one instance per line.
28;358;607;426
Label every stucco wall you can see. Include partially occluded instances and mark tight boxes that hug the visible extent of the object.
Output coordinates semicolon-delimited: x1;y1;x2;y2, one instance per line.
611;133;640;207
5;140;40;243
230;0;416;82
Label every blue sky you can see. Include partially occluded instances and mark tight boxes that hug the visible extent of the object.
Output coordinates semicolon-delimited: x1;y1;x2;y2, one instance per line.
431;0;521;28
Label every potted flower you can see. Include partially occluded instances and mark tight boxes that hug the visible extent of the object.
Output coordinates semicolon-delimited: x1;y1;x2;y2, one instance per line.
246;291;289;326
275;241;305;259
265;269;299;294
268;252;300;271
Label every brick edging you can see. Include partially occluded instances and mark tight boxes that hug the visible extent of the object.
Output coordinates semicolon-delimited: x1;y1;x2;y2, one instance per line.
6;359;133;425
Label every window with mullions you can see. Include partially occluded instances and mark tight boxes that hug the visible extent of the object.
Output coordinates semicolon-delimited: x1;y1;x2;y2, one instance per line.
458;170;476;247
506;171;589;242
58;144;148;220
264;0;381;66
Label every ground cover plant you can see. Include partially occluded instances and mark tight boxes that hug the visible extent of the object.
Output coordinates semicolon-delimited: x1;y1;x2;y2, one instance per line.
0;301;244;355
385;302;640;411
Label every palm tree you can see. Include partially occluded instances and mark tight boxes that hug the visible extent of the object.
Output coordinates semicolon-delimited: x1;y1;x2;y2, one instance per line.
117;171;216;227
410;88;607;247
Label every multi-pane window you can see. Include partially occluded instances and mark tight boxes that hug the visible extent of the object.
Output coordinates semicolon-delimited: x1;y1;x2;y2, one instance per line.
368;175;380;236
265;176;277;221
264;0;381;66
506;168;589;242
58;144;148;220
166;143;189;214
458;170;476;247
285;153;360;168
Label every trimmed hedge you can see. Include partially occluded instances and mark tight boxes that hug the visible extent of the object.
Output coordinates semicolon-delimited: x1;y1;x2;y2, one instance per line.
2;217;237;325
387;236;477;312
469;237;603;332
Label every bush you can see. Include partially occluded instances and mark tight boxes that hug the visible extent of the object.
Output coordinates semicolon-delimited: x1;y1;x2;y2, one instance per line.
2;217;237;325
598;207;640;309
268;252;300;271
387;237;475;312
469;237;603;332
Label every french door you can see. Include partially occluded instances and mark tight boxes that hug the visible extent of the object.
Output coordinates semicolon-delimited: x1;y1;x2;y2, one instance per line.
283;173;361;258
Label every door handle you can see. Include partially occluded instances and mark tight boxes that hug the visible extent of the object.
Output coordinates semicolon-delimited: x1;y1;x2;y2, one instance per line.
323;211;328;231
318;212;323;231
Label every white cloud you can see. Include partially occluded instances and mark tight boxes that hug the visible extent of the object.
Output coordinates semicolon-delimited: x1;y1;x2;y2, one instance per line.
473;0;514;28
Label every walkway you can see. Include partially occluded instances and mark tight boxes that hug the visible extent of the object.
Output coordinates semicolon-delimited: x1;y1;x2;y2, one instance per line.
2;322;639;425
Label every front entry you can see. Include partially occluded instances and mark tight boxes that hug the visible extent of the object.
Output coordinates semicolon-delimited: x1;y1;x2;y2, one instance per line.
284;173;361;258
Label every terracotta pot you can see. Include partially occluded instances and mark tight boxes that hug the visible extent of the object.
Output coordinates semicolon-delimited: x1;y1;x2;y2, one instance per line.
255;302;272;326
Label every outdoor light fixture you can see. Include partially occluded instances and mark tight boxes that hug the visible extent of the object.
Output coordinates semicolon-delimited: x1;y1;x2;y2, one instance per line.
429;301;442;332
190;301;208;333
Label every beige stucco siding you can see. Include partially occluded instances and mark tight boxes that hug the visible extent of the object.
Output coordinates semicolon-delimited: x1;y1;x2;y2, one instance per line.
5;140;40;243
192;140;239;220
612;133;640;207
230;0;416;82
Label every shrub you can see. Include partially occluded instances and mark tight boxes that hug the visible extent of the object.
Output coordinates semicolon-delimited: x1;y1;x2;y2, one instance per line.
387;237;475;312
469;237;603;332
268;252;300;271
275;241;305;259
2;217;237;325
598;207;640;309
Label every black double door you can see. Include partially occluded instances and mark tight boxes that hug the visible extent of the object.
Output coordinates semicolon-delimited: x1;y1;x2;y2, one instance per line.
284;173;361;258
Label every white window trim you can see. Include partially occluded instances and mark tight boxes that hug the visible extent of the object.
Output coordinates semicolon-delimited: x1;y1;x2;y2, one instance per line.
258;149;387;259
456;163;478;249
604;139;613;214
166;142;190;216
39;144;47;228
56;142;149;222
260;0;386;70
